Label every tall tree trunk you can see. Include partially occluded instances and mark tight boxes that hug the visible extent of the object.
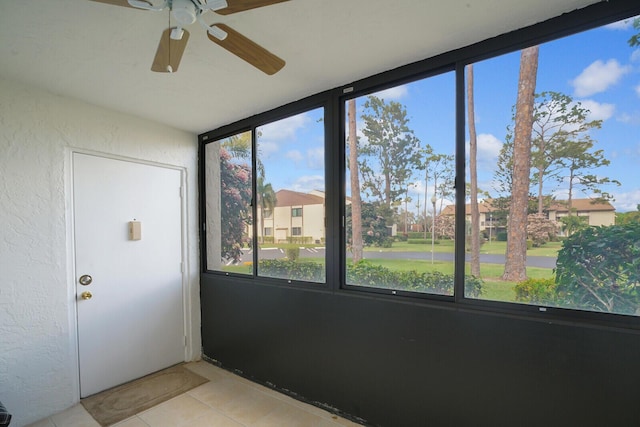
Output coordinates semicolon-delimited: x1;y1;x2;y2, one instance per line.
348;99;363;263
467;65;481;277
537;138;545;215
503;46;539;282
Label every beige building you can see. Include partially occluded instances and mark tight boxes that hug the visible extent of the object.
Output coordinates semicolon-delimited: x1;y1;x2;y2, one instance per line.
441;198;616;235
258;189;326;244
547;199;615;227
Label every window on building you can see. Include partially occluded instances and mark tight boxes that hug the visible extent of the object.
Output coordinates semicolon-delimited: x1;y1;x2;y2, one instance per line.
264;227;273;236
291;207;303;217
464;16;639;316
292;227;302;236
345;71;457;296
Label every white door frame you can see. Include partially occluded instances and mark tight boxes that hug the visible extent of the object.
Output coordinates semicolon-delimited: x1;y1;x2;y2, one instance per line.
65;148;194;401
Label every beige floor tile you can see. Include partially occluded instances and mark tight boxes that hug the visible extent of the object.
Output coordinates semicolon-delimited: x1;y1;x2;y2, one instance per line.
25;418;56;427
137;394;213;427
252;402;341;427
111;416;151;426
184;361;229;383
49;403;100;427
190;379;284;425
184;410;245;427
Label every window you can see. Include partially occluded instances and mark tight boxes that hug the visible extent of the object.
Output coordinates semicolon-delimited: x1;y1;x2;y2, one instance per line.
255;108;326;282
345;72;457;296
202;7;640;322
464;16;640;316
204;131;253;275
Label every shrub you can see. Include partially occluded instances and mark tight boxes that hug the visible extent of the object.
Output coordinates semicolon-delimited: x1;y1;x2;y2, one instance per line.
347;260;483;297
555;223;640;314
285;247;300;261
514;278;557;304
259;259;324;282
496;231;508;241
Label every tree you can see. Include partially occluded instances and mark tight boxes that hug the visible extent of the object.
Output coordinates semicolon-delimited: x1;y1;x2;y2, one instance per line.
347;99;364;263
467;64;481;276
555;138;620;214
256;176;277;244
219;148;253;262
358;96;422;221
526;214;558;247
616;204;640;225
629;17;640;47
429;153;454;240
503;46;539;282
555;223;640;314
530;91;602;214
417;145;434;239
346;202;391;248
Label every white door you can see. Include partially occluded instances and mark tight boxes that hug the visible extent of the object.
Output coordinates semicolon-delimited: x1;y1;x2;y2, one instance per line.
73;153;185;397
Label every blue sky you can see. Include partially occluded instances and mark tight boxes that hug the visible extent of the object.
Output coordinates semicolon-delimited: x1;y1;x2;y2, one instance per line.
256;16;640;213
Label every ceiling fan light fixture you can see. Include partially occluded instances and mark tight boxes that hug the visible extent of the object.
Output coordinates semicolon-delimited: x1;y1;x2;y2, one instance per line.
208;24;228;41
170;27;185;40
171;0;197;25
205;0;228;12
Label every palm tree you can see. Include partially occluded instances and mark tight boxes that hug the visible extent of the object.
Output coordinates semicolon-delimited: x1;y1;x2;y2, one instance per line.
257;177;277;244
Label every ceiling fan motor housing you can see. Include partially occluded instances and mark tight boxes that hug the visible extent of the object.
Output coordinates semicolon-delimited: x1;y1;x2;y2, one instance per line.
171;0;197;26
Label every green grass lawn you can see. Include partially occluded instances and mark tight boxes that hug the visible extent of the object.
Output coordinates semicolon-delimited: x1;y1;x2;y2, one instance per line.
221;250;556;304
364;240;563;258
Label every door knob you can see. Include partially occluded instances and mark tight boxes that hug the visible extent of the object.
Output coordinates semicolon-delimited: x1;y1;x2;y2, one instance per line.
80;291;93;300
79;274;93;286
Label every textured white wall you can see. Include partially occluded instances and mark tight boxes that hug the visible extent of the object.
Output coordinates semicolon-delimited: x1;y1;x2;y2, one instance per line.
0;77;201;426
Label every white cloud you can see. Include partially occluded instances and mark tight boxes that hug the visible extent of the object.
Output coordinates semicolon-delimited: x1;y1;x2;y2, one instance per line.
610;189;640;212
258;113;310;141
258;141;279;158
578;99;615;122
466;133;503;172
291;175;325;193
285;150;303;164
631;50;640;63
571;59;631;97
306;147;324;170
373;85;409;100
636;84;640;97
617;111;640;125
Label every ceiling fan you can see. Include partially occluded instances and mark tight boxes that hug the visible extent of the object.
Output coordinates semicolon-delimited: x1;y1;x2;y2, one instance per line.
90;0;288;74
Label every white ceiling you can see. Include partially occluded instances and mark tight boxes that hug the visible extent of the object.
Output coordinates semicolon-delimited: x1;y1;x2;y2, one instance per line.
0;0;600;134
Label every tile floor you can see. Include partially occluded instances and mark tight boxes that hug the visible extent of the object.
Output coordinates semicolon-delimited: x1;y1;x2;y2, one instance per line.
26;361;362;427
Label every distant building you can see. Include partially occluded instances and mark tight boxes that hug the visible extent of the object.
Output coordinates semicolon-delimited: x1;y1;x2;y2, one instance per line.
258;189;325;244
547;199;615;227
440;198;615;235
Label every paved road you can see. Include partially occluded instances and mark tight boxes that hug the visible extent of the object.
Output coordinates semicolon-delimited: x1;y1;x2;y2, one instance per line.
231;247;556;269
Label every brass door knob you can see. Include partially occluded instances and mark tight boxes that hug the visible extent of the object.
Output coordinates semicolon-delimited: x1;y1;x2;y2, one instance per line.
80;291;93;300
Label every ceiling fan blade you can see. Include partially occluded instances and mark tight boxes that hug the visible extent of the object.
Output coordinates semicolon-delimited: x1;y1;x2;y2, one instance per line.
214;0;289;15
207;24;285;75
151;28;190;73
88;0;144;8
